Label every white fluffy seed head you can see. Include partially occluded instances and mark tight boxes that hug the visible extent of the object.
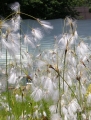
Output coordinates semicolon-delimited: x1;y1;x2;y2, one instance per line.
31;28;43;40
24;35;35;48
10;2;20;12
49;105;57;114
50;113;61;120
37;19;53;30
77;42;88;58
68;98;81;117
8;68;17;84
31;87;43;102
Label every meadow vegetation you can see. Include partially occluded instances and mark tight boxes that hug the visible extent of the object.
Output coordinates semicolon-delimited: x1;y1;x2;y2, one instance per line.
0;2;91;120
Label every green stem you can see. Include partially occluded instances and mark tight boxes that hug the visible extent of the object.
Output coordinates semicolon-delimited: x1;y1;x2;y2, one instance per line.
57;48;62;116
3;12;16;22
60;74;80;105
50;65;80;106
63;49;67;92
20;12;37;20
79;80;82;107
58;74;62;116
6;48;11;120
20;24;22;75
22;91;24;120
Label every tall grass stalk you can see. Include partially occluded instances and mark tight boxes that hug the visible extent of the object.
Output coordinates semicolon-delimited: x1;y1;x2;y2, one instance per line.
6;37;11;120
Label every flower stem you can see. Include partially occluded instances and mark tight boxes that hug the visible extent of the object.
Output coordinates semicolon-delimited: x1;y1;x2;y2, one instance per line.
63;48;67;92
6;45;11;120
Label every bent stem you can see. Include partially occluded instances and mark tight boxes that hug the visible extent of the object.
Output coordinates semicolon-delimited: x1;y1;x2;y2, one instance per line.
20;12;37;20
49;65;80;105
60;74;80;105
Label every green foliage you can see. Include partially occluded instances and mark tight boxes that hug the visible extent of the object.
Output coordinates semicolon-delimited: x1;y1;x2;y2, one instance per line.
69;0;86;6
20;0;79;19
0;90;52;120
0;0;82;19
1;0;91;19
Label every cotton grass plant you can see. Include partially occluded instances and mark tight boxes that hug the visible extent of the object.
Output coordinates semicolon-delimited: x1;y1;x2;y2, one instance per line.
0;2;91;120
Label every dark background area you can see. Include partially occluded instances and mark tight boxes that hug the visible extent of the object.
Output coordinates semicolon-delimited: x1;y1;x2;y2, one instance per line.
0;0;90;20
